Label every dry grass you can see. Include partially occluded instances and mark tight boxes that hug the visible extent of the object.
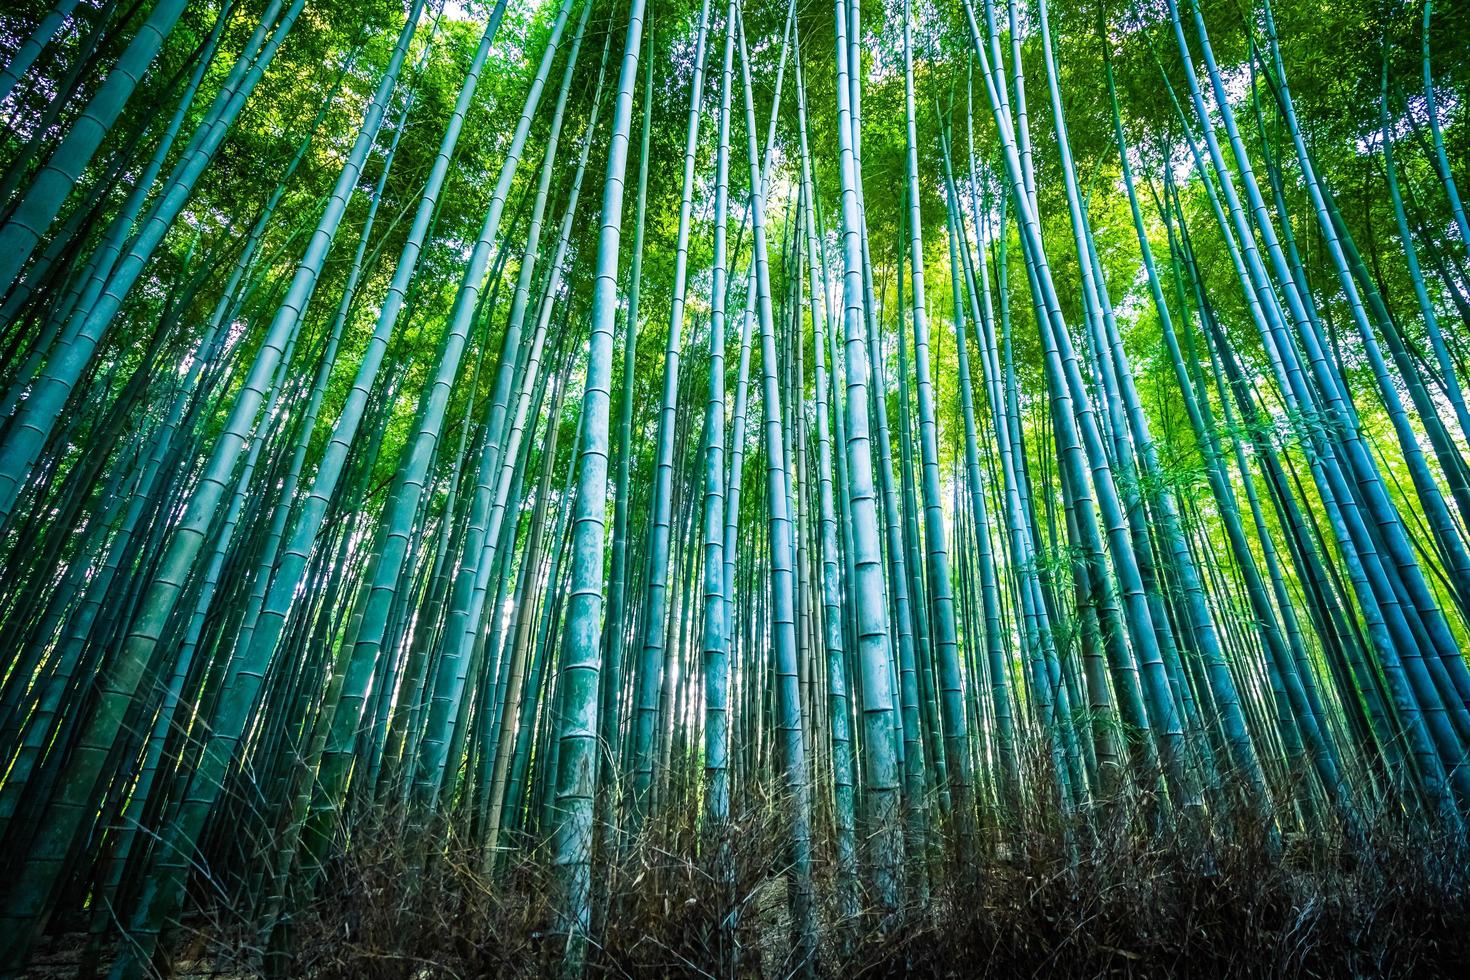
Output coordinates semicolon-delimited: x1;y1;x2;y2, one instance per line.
227;786;1470;979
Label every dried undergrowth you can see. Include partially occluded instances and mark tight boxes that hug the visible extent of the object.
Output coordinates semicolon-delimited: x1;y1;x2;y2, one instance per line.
244;789;1470;979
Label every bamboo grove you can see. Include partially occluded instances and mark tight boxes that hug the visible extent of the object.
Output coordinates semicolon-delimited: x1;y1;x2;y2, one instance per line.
0;0;1468;973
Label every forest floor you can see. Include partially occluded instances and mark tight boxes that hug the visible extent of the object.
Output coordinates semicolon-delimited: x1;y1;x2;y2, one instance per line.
34;806;1470;979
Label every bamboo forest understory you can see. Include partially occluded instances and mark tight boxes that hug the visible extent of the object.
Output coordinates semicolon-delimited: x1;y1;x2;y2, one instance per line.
2;0;1470;974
